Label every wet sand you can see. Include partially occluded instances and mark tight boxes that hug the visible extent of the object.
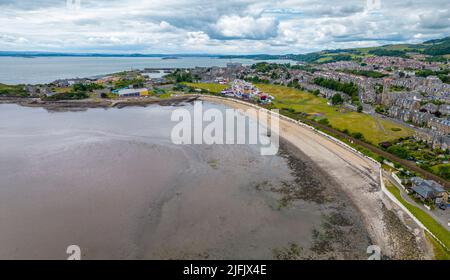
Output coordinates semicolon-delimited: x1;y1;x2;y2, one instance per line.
201;95;429;259
0;101;411;259
0;95;199;112
139;139;371;260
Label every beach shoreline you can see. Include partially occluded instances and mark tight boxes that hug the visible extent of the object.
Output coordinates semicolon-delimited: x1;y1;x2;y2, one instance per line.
0;101;370;259
0;95;200;112
199;95;433;259
0;94;433;259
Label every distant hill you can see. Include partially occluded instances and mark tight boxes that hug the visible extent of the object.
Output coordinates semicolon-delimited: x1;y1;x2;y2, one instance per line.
222;37;450;64
284;37;450;63
1;37;449;63
421;37;450;55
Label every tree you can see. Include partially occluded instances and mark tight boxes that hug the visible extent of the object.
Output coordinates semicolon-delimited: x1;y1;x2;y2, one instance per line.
318;118;330;126
387;145;410;159
357;104;363;113
331;93;343;105
352;132;364;140
437;165;450;180
313;77;359;101
378;156;386;163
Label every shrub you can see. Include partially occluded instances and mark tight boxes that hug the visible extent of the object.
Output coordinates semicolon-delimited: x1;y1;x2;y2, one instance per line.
387;145;410;159
331;93;343;105
352;132;364;140
357;104;363;113
318;118;330;126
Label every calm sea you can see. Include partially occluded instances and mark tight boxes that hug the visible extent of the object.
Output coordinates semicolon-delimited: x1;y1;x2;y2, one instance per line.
0;56;295;85
0;102;324;259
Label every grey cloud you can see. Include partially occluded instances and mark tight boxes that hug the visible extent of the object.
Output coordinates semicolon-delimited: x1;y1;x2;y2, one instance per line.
418;11;450;30
0;0;448;54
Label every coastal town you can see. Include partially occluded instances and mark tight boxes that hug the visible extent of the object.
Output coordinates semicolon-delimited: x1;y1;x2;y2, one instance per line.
5;0;450;264
1;38;450;260
4;57;450;191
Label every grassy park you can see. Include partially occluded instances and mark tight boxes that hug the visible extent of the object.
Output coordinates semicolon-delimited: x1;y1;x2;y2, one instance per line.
0;83;28;97
256;84;413;144
184;82;227;94
185;82;413;144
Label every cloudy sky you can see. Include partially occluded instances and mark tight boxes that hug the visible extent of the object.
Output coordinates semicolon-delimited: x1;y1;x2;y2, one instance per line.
0;0;449;54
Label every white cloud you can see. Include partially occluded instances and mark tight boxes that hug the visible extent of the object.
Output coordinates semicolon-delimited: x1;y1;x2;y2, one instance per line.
0;0;448;54
186;31;210;45
213;15;278;39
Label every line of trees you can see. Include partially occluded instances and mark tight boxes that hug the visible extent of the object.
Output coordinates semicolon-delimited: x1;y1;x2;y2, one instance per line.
415;69;450;84
343;69;387;78
313;77;359;101
165;69;200;83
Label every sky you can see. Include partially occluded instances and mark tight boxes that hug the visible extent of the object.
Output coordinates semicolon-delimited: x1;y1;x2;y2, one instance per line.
0;0;449;54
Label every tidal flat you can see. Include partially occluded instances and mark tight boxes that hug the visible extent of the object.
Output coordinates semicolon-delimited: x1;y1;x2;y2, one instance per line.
0;102;370;259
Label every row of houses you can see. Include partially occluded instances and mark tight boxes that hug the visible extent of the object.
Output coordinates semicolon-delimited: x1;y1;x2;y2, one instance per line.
385;76;450;101
362;56;441;71
414;129;450;150
388;105;450;134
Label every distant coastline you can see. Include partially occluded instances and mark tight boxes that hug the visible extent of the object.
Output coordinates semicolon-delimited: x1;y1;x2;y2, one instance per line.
0;56;296;85
1;36;448;62
0;51;228;58
0;51;291;62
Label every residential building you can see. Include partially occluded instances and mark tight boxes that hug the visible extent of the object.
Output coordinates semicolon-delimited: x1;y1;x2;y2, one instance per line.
410;177;448;205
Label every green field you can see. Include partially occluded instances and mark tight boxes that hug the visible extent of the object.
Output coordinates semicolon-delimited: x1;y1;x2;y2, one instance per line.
432;163;450;172
385;182;450;258
256;84;413;144
184;82;228;94
0;83;28;97
185;83;413;144
52;87;71;94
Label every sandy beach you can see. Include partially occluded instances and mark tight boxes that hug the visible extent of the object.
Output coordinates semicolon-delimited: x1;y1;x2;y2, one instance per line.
200;95;432;259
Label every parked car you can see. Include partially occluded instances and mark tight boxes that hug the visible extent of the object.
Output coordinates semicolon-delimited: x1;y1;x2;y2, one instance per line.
438;203;447;210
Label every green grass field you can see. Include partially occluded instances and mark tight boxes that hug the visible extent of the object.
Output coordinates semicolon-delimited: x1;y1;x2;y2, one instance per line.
0;83;28;97
256;84;413;144
52;87;71;94
185;82;413;144
158;92;173;99
432;163;450;174
184;82;228;94
385;182;450;258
